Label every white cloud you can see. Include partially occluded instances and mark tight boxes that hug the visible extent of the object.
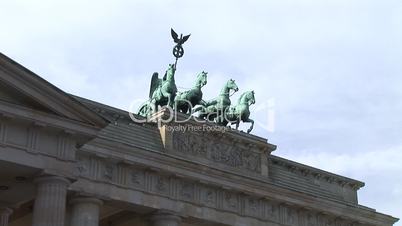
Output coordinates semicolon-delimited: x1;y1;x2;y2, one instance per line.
281;145;402;176
281;145;402;220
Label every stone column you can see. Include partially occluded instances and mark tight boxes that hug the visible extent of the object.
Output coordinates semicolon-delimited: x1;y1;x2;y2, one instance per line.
150;210;181;226
0;208;13;226
32;175;70;226
69;197;103;226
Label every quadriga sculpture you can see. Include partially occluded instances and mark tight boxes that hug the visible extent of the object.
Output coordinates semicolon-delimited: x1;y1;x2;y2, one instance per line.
193;79;239;123
137;64;177;116
174;71;208;114
223;90;256;133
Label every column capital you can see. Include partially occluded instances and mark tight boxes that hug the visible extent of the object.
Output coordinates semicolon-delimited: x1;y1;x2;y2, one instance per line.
69;197;103;206
0;207;12;226
150;210;182;226
33;175;70;186
0;208;12;216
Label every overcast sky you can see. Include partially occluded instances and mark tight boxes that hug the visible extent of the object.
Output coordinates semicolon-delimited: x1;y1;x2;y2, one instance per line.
0;0;401;223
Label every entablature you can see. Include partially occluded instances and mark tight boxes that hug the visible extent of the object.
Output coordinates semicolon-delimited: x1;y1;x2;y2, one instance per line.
73;148;397;226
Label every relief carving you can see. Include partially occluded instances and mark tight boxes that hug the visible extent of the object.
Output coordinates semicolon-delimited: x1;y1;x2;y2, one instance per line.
180;182;194;200
155;176;168;192
173;132;261;173
210;146;242;168
76;157;89;176
173;132;207;156
103;164;114;181
266;201;279;222
130;169;144;186
204;189;215;205
287;207;297;225
249;199;258;212
243;152;260;171
131;172;140;184
308;213;317;226
247;198;260;217
223;191;238;211
322;216;335;226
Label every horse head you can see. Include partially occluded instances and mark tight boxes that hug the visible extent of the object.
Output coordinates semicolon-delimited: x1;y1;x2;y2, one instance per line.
238;90;256;106
196;71;208;88
226;79;239;93
248;90;256;105
164;63;176;81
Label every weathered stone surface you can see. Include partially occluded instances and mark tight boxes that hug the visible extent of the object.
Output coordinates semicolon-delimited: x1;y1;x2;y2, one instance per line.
269;156;364;204
172;128;263;173
72;150;396;226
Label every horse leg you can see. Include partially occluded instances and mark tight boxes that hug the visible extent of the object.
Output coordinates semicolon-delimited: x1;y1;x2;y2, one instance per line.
230;117;239;129
169;94;176;108
150;99;157;114
165;92;171;107
159;89;169;107
182;104;188;114
216;109;223;125
193;105;202;113
244;118;254;133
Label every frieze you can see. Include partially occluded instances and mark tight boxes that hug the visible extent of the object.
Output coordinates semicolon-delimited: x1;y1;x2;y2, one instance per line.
287;207;298;225
103;164;114;181
264;200;279;222
223;190;239;212
129;168;145;188
172;131;261;173
75;154;372;226
76;156;89;176
154;175;169;194
200;185;217;208
307;212;317;226
178;181;195;201
245;197;261;217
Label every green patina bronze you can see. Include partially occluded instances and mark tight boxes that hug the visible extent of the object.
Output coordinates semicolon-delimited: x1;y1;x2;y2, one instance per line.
171;28;190;68
137;28;257;133
223;90;256;133
193;79;239;123
174;71;208;114
137;64;177;116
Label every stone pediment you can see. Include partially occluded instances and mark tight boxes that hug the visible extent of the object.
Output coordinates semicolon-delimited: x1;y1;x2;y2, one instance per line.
0;52;108;128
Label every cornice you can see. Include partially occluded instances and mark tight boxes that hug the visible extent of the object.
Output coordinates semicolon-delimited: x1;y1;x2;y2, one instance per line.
0;100;100;137
270;155;365;190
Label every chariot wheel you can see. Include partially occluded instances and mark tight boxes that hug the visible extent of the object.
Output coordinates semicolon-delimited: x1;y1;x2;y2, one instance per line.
138;103;152;117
